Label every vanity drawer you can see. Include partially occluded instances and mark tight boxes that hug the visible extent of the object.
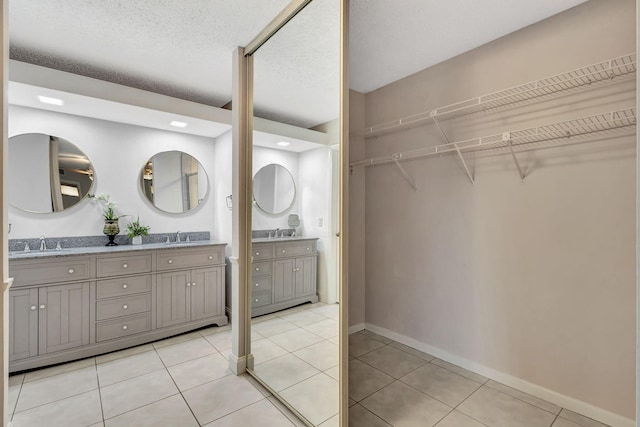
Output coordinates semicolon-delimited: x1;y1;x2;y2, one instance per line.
96;313;151;342
97;275;152;300
96;293;152;321
275;241;317;258
251;261;272;277
156;247;225;271
252;244;273;261
252;276;272;292
96;254;152;278
10;257;91;286
252;290;272;307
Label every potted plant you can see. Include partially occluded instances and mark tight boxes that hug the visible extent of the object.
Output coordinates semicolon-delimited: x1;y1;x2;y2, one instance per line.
126;216;151;245
88;193;127;246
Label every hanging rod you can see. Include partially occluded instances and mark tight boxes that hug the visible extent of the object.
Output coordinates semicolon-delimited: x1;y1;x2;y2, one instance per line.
351;108;637;169
362;53;636;138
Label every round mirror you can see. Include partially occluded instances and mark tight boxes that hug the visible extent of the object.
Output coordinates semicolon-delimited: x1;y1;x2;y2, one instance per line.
140;150;209;214
253;164;296;215
9;133;95;213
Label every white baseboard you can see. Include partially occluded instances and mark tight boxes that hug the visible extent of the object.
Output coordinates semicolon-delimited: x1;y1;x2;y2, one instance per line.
228;353;247;375
348;323;365;334
363;323;635;427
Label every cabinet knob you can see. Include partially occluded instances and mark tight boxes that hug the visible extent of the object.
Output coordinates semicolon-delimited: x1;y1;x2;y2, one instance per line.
30;305;37;311
123;304;128;310
39;304;45;310
255;283;259;287
68;268;74;274
281;249;286;253
256;252;260;256
122;284;128;289
254;298;259;302
255;267;260;271
122;263;128;269
187;283;191;287
208;256;213;260
306;247;310;251
192;282;196;286
292;268;296;272
122;325;128;330
168;259;173;264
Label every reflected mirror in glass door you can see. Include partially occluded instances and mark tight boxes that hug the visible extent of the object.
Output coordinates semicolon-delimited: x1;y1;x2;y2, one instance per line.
140;151;209;214
9;133;95;213
253;163;296;215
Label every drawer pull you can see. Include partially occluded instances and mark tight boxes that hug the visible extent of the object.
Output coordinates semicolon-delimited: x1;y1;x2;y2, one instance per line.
122;325;128;330
208;256;213;260
281;250;286;253
30;305;37;311
39;304;45;310
122;284;128;289
122;263;128;269
254;298;259;302
123;304;128;310
68;268;74;274
168;259;173;264
306;247;310;251
255;252;260;256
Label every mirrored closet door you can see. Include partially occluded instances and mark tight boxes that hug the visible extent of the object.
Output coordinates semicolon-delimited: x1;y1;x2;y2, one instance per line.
239;0;343;425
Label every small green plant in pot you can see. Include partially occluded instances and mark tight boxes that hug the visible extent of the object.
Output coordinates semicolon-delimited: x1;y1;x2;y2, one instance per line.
126;217;150;245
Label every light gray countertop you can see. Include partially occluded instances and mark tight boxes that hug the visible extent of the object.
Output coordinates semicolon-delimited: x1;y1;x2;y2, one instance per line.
251;236;319;244
9;240;226;261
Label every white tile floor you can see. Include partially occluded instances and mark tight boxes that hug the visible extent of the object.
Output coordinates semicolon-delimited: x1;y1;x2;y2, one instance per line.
348;329;611;427
9;307;611;427
250;302;340;426
8;302;339;427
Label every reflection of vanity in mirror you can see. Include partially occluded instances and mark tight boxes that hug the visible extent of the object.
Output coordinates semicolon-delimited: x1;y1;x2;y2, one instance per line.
251;163;319;316
9;133;95;213
140;150;208;214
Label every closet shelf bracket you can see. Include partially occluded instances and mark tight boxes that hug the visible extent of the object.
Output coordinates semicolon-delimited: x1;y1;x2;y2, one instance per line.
432;112;474;184
392;154;417;191
504;132;526;181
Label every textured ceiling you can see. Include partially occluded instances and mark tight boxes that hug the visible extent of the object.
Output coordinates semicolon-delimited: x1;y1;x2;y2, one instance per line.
9;0;587;128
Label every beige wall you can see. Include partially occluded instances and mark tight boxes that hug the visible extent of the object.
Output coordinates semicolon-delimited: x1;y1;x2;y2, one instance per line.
349;89;366;327
360;0;636;422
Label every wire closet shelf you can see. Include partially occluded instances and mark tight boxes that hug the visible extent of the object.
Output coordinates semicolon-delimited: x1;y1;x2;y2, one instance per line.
361;53;636;138
352;108;637;169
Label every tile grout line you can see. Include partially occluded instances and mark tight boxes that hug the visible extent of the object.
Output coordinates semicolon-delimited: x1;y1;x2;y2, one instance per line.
94;358;107;426
8;374;26;423
152;341;204;426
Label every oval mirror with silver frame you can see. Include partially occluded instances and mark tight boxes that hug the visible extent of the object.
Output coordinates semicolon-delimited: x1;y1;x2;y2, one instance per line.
9;133;95;213
140;150;209;214
253;163;296;215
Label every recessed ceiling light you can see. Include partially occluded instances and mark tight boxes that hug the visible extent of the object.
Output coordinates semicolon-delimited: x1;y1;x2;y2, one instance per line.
170;120;188;128
277;141;290;147
38;95;64;106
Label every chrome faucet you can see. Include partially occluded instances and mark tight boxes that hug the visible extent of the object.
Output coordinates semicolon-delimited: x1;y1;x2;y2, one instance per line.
39;236;46;251
176;231;182;243
275;228;280;238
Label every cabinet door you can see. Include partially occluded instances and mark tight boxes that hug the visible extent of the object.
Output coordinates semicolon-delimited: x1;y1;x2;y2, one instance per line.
39;282;90;355
157;270;190;328
190;267;224;321
295;257;317;298
9;288;38;361
273;259;295;303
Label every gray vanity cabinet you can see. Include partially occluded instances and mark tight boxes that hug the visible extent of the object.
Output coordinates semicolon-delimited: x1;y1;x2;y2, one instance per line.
251;238;319;317
9;288;38;361
9;282;90;361
9;243;227;372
